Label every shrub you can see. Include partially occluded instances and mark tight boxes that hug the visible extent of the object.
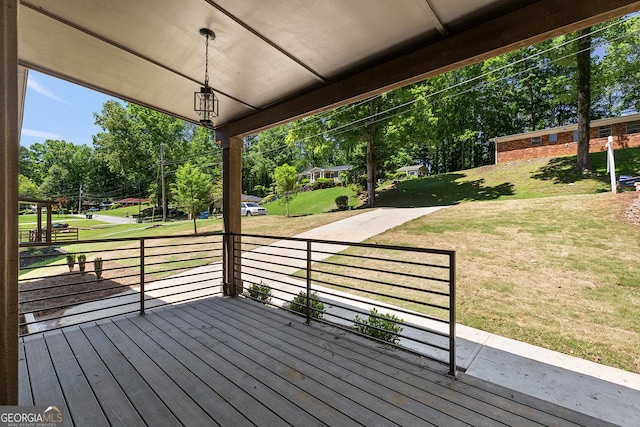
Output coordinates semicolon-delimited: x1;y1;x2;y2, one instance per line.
289;291;324;319
66;253;76;272
77;254;87;274
244;281;272;304
354;308;404;345
310;178;335;190
94;257;103;279
335;195;349;211
300;178;310;185
109;203;121;210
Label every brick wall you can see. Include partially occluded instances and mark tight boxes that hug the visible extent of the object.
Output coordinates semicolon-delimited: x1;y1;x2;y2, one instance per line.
496;122;640;163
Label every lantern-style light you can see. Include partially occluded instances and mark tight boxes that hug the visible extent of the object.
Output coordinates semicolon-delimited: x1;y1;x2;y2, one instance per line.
194;28;219;127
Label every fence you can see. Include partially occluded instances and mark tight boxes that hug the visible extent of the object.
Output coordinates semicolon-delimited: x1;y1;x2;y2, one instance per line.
18;232;224;335
18;231;457;375
233;233;457;376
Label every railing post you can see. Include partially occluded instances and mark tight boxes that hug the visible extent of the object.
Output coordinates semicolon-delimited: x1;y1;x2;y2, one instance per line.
449;251;456;377
305;240;312;325
140;238;145;315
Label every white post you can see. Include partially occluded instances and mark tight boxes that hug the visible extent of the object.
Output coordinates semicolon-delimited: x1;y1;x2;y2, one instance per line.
606;136;616;194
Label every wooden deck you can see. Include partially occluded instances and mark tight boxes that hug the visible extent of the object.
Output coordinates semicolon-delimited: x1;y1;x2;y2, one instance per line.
19;297;613;426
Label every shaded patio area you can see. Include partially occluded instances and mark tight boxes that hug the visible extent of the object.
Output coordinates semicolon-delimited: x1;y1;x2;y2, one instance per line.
19;296;611;426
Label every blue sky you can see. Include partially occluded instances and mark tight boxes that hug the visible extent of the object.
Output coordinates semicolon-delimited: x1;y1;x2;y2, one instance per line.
20;71;118;147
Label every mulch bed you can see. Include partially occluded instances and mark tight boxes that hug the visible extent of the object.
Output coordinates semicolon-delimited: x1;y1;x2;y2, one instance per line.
19;260;141;334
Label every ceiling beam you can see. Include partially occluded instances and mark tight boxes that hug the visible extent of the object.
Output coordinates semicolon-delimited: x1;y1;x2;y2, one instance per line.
217;0;640;137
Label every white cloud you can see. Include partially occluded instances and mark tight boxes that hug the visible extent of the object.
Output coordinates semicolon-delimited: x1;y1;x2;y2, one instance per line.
22;128;64;140
27;78;70;104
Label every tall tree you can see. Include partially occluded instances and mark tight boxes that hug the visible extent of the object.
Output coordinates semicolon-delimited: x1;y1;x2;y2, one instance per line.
273;163;298;217
576;27;592;172
172;162;213;234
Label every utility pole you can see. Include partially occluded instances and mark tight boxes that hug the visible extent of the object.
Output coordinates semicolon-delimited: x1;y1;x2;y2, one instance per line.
78;184;82;213
160;143;167;222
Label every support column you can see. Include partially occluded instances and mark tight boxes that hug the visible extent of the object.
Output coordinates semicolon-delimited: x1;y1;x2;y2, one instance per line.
217;132;242;296
1;0;20;405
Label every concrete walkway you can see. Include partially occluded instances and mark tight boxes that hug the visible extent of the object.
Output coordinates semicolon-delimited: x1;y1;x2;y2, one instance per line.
56;206;639;426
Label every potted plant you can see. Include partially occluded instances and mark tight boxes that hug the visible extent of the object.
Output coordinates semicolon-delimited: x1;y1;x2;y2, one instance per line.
66;253;76;272
78;253;87;274
94;257;103;279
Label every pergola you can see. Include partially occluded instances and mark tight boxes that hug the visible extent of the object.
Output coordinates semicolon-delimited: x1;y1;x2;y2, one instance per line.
2;0;640;404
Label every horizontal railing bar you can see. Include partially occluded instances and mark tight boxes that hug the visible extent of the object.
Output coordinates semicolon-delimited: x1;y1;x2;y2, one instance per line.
19;271;141;293
19;290;140;316
312;263;451;291
143;277;222;295
142;256;220;269
310;248;450;270
235;233;455;256
309;277;451;316
19;282;135;306
236;246;307;261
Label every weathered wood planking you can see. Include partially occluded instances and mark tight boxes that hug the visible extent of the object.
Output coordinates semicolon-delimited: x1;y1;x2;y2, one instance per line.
19;296;616;427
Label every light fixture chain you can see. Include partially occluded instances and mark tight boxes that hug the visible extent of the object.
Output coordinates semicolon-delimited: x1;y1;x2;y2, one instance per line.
204;34;209;87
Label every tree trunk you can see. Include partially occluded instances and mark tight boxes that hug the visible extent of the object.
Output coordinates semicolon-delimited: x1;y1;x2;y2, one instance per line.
366;132;375;208
576;27;592;172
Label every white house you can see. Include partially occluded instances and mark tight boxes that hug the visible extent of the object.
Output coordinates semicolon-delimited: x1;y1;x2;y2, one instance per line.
299;165;353;183
397;164;427;177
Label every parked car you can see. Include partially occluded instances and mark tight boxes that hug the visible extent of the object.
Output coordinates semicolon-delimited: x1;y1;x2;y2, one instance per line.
240;202;267;216
88;207;99;212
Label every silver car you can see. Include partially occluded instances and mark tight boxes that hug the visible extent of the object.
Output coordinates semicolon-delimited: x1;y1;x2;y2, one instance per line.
241;202;267;216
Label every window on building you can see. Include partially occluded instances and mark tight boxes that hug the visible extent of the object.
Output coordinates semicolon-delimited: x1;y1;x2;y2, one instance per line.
598;125;612;138
531;136;541;146
627;120;640;134
549;133;557;143
573;130;579;142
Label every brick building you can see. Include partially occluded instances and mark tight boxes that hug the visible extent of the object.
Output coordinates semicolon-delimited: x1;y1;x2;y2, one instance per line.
492;113;640;164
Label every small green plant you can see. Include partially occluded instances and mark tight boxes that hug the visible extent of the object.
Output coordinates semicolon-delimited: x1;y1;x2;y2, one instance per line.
94;257;103;279
77;253;87;274
335;195;349;211
244;281;272;304
354;308;404;345
289;291;324;320
66;253;76;272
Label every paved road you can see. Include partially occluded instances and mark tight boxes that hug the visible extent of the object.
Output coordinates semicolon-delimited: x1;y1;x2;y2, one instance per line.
74;213;133;224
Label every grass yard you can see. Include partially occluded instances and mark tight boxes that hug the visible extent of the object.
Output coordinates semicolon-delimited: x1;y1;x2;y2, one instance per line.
371;192;640;373
376;147;640;207
263;186;360;216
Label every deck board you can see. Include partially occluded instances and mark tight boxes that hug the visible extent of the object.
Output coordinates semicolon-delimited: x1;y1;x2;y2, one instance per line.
19;296;616;427
62;326;146;426
17;339;32;406
79;323;181;427
185;299;469;426
42;331;109;426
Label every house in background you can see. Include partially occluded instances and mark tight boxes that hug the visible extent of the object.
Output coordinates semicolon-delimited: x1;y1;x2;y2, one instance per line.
299;165;353;183
116;197;151;207
397;164;427;177
492;113;640;164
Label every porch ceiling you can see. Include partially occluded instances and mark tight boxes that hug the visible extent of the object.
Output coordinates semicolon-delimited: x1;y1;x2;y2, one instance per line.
17;0;640;137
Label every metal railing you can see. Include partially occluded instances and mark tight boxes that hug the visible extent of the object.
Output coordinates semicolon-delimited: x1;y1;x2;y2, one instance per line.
18;230;457;375
18;232;224;336
233;233;457;376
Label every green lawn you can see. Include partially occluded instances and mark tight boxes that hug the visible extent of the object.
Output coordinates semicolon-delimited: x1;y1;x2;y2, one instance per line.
263;186;360;216
376;147;640;207
370;192;640;373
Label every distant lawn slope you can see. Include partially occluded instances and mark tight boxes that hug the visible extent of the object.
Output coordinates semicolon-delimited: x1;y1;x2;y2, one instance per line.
374;191;640;373
263;186;360;216
377;147;640;207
